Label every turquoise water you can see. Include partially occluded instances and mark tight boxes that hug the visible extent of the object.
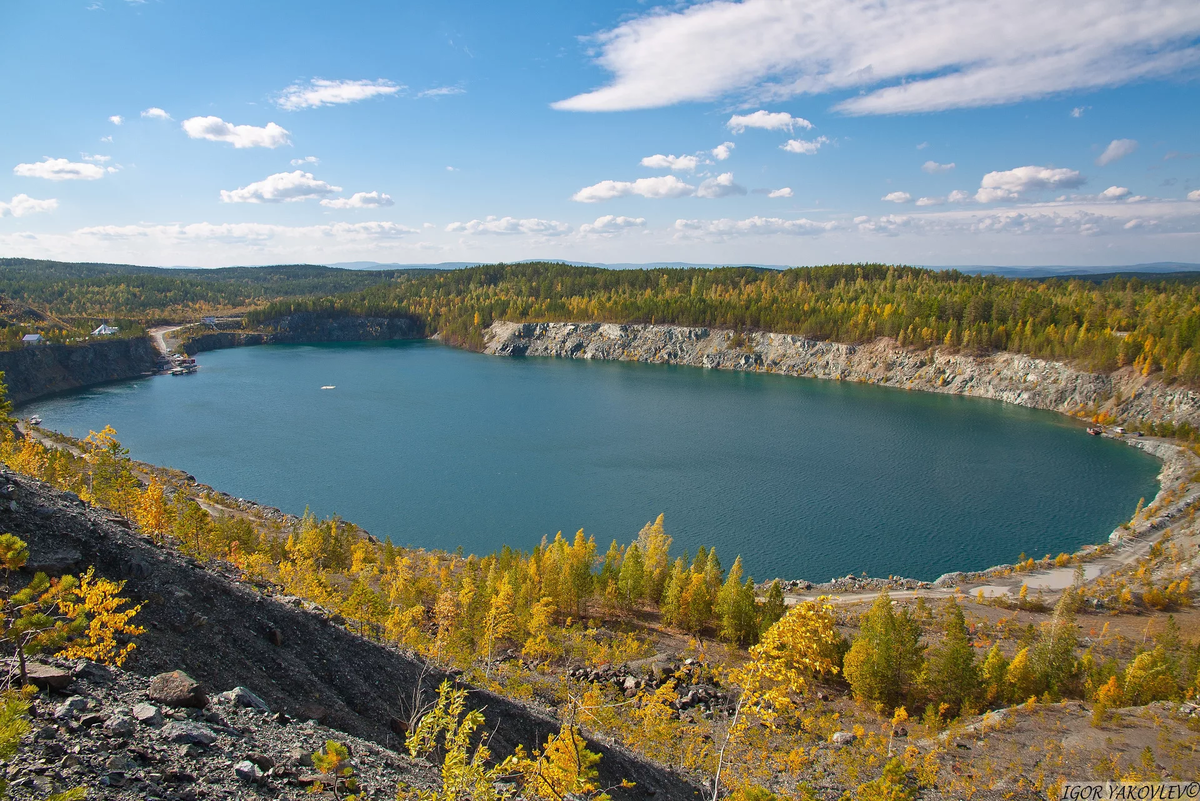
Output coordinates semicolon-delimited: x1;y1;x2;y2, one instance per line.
25;340;1160;582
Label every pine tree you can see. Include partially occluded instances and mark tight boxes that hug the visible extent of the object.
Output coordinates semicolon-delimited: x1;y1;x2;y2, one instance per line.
717;557;758;647
759;580;785;634
618;544;645;607
679;573;713;633
980;644;1009;706
921;599;979;715
842;590;923;710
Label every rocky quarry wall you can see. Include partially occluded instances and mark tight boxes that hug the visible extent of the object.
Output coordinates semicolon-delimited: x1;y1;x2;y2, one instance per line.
0;338;159;406
485;321;1200;429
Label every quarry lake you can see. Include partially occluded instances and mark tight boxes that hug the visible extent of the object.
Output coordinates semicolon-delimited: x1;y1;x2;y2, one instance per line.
25;340;1160;582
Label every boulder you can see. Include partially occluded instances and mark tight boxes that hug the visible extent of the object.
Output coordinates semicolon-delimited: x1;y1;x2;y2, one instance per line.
132;702;164;727
148;670;207;708
831;731;856;746
53;697;88;720
25;663;72;691
217;686;270;714
104;714;135;736
233;760;263;783
160;721;217;746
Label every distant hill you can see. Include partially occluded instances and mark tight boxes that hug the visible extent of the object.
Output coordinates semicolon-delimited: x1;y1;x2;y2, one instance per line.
330;260;1200;278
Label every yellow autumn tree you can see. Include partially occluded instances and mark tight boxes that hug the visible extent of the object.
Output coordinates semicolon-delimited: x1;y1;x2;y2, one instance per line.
481;576;518;675
55;567;145;667
523;597;561;663
515;723;604;800
136;477;171;541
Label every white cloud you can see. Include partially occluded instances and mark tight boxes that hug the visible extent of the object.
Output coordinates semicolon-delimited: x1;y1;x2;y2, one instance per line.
915;196;943;206
922;160;955;173
417;86;465;98
579;215;647;235
948;190;971;203
181;116;291;149
883;191;912;203
1096;138;1138;166
445;216;571;236
275;79;401;110
1071;107;1086;118
673;216;836;238
108;115;123;126
13;158;110;181
81;154;111;164
0;195;58;218
553;0;1200;115
219;171;341;204
100;135;113;143
697;172;747;199
1100;185;1132;200
975;165;1085;202
711;142;735;160
141;107;171;120
291;156;320;166
768;187;793;198
726;110;812;133
572;175;695;203
781;136;828;155
1189;190;1200;201
446;166;457;172
75;220;417;243
319;191;395;209
916;141;929;150
641;153;700;172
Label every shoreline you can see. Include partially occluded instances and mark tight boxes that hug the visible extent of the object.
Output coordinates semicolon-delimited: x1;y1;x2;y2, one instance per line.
484;320;1200;596
16;318;1200;598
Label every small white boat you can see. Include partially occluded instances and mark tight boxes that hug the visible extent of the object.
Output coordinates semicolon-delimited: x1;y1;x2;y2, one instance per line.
321;385;336;390
27;415;42;426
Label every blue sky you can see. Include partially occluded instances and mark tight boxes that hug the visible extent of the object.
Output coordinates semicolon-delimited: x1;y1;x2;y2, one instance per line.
2;0;1199;268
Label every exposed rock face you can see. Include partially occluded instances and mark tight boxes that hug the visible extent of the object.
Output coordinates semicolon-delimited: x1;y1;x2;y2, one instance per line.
485;321;1200;428
184;314;422;354
0;338;159;406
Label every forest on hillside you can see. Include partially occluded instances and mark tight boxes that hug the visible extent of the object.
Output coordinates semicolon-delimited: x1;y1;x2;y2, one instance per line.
249;262;1200;386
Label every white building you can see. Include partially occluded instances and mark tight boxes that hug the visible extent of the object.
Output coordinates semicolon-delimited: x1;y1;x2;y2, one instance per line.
91;324;120;336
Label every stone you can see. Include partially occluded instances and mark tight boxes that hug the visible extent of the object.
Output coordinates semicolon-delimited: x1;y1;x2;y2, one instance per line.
159;721;217;746
132;702;164;727
246;752;274;771
217;686;270;714
53;697;89;720
25;663;72;691
104;714;135;736
148;671;207;708
266;627;284;647
831;731;856;746
233;760;263;783
622;676;639;692
289;745;314;767
106;754;132;773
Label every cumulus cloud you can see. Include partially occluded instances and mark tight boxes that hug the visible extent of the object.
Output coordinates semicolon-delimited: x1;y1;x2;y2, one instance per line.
291;156;320;166
948;190;971;203
697;172;747;198
275;79;401;110
219;171;341;203
673;216;836;238
572;175;695;203
1096;138;1138;166
319;191;395;209
552;0;1200;115
13;158;111;181
711;142;735;160
781;136;828;154
727;110;812;133
579;215;646;235
768;187;793;198
922;160;955;173
1100;186;1132;200
975;165;1085;202
883;191;912;203
915;196;943;206
641;153;700;172
141;107;171;120
181;116;291;149
445;216;571;236
81;154;111;164
1189;190;1200;201
109;115;123;126
0;195;58;218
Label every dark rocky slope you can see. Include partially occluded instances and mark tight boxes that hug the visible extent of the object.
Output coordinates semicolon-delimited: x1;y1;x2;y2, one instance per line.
0;338;159;405
0;466;700;800
184;314;422;354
